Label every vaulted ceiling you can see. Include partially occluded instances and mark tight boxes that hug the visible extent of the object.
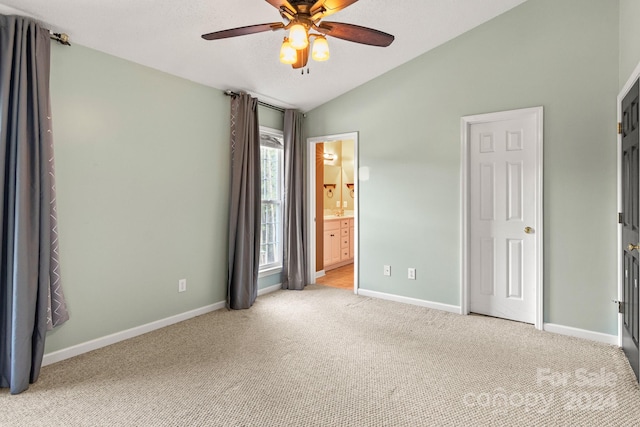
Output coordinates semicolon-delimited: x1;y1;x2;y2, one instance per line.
0;0;528;111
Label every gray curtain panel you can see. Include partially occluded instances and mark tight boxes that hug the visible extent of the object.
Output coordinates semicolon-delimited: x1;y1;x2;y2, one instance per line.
227;93;260;309
282;110;306;290
0;15;69;395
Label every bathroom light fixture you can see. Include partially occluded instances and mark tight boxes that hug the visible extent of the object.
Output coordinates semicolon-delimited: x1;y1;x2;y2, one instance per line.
323;152;336;161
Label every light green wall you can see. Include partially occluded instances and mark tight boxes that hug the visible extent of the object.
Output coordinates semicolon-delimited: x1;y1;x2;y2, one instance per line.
47;45;285;352
258;105;284;132
619;0;640;88
258;271;282;289
305;0;619;334
46;44;229;353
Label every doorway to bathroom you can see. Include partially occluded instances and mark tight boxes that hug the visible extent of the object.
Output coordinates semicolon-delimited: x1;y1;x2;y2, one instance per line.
306;132;358;293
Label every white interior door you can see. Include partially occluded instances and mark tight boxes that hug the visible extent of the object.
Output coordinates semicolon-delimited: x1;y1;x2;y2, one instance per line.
468;109;541;324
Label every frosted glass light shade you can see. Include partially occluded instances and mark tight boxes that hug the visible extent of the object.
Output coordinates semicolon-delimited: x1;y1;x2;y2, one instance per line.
312;36;330;61
288;23;308;49
280;39;297;64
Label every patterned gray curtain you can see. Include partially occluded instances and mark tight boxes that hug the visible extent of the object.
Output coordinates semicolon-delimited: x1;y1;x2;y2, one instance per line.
227;93;260;309
0;15;69;395
282;110;306;290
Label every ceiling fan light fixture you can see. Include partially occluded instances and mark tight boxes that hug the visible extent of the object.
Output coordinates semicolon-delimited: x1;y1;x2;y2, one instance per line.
280;38;297;64
288;23;308;50
311;35;330;62
201;1;395;69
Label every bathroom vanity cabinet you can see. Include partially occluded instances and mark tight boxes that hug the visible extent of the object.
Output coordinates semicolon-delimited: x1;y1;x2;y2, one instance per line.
323;217;354;271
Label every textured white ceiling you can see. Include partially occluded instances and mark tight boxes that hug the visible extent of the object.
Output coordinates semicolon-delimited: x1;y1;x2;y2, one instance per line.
0;0;527;112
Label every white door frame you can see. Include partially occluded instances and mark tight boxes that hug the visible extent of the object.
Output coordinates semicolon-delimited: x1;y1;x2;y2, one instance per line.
460;107;544;330
617;61;640;348
306;132;359;294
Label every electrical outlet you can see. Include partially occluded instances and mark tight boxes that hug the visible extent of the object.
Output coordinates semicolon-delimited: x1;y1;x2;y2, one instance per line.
408;268;416;280
178;279;187;292
343;201;347;208
383;265;391;276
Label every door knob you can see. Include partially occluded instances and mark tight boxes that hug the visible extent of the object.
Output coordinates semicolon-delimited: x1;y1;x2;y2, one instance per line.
524;226;533;234
628;243;640;251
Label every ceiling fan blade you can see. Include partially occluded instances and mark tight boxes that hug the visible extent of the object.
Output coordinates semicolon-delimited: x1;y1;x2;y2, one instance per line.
311;0;359;17
317;21;394;47
202;23;285;40
265;0;296;15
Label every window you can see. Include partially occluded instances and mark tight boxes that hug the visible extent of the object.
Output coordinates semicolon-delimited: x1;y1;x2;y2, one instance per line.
259;127;284;272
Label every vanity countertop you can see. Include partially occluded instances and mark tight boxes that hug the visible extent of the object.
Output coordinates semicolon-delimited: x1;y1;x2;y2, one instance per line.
324;214;354;220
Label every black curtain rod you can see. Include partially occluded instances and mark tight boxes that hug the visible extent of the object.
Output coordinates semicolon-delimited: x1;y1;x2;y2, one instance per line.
224;90;285;113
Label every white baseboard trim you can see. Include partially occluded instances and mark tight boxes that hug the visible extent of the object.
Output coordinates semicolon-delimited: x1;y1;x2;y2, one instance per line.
325;260;352;272
315;270;326;279
357;288;462;314
258;283;282;296
42;301;226;367
543;323;618;345
43;285;285;367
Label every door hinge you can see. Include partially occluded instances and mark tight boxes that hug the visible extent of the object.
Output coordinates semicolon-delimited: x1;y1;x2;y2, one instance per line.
618;122;623;134
619;212;624;224
613;300;624;314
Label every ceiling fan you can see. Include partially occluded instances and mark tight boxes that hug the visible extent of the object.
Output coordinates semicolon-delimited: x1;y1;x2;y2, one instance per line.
201;0;394;69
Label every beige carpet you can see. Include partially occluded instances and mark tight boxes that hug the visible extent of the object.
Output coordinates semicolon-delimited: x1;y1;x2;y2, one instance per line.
1;285;639;426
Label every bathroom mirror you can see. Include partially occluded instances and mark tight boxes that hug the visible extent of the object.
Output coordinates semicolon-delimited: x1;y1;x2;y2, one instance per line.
322;140;355;214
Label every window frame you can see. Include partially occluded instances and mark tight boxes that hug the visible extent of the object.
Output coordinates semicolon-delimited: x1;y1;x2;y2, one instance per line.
258;126;284;276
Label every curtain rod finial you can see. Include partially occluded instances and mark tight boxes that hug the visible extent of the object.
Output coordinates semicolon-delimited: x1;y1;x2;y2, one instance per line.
50;33;70;46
